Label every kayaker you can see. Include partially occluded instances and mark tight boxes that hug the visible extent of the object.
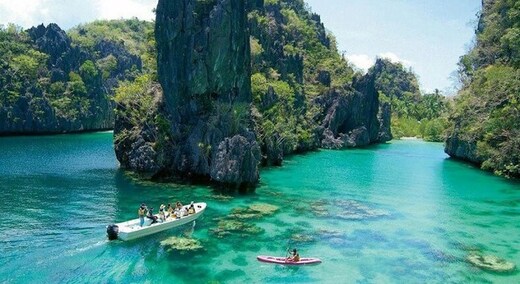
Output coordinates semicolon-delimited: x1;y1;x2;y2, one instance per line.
287;249;300;262
138;203;147;227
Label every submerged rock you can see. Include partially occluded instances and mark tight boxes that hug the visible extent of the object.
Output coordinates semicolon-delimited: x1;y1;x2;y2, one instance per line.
290;233;315;243
210;203;277;237
334;199;389;220
209;194;234;202
211;219;264;238
228;203;279;219
310;203;330;217
308;199;389;220
228;207;262;220
467;254;516;273
160;237;203;253
249;203;279;215
316;228;343;238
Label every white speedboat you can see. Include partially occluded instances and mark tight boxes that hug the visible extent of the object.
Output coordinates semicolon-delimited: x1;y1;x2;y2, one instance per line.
107;202;207;241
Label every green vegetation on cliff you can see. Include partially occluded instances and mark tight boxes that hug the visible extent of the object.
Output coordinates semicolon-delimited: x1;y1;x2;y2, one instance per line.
371;58;450;142
69;18;156;73
446;0;520;178
114;0;380;170
0;20;149;134
248;0;358;162
0;24;98;130
113;0;393;185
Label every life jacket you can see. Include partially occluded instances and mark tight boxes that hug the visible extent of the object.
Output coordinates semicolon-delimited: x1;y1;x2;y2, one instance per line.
138;208;145;216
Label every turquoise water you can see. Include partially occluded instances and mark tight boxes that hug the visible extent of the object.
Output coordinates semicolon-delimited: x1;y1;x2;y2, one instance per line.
0;133;519;283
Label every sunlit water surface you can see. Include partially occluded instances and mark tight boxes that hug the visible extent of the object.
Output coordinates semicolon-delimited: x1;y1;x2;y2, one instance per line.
0;133;519;283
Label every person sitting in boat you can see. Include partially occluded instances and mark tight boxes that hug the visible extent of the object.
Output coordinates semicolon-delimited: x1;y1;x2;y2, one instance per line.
188;202;195;214
179;205;187;217
176;201;183;210
287;249;300;262
146;207;158;224
166;203;174;215
173;207;181;219
158;207;167;222
138;203;147;227
159;204;170;219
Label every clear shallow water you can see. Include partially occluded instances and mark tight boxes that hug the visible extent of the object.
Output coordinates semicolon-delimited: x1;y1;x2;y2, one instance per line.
0;133;519;283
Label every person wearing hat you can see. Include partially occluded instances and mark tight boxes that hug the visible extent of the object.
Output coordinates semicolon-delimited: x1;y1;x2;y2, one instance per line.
138;203;147;227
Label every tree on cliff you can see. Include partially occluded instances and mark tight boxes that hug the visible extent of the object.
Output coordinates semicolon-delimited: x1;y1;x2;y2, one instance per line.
113;0;393;186
0;20;147;134
446;0;520;178
370;58;450;141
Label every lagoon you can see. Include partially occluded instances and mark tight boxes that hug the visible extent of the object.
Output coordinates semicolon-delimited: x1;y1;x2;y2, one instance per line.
0;132;518;283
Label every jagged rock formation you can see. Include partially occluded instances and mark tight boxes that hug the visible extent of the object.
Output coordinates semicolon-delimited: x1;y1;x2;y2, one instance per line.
315;76;392;149
27;24;88;82
445;0;520;178
115;0;261;187
314;59;394;149
248;0;390;164
370;58;420;100
0;23;141;134
114;0;395;187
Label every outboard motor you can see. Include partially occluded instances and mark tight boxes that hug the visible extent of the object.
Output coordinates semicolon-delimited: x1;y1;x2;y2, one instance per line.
107;224;119;240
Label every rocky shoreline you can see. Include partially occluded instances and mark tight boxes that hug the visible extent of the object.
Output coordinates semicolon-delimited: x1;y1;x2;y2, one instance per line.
113;0;392;188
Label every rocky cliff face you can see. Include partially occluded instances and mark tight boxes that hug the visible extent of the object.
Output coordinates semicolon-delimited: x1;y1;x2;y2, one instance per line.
315;72;392;149
445;134;483;165
0;23;141;134
444;0;520;178
115;0;261;187
114;0;395;187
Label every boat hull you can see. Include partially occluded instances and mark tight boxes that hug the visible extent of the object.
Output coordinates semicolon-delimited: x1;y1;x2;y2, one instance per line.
257;255;322;265
114;202;207;241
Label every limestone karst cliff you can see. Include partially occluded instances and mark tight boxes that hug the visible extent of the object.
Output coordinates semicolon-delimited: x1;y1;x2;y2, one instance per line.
445;0;520;178
115;0;261;186
0;22;144;134
113;0;393;186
